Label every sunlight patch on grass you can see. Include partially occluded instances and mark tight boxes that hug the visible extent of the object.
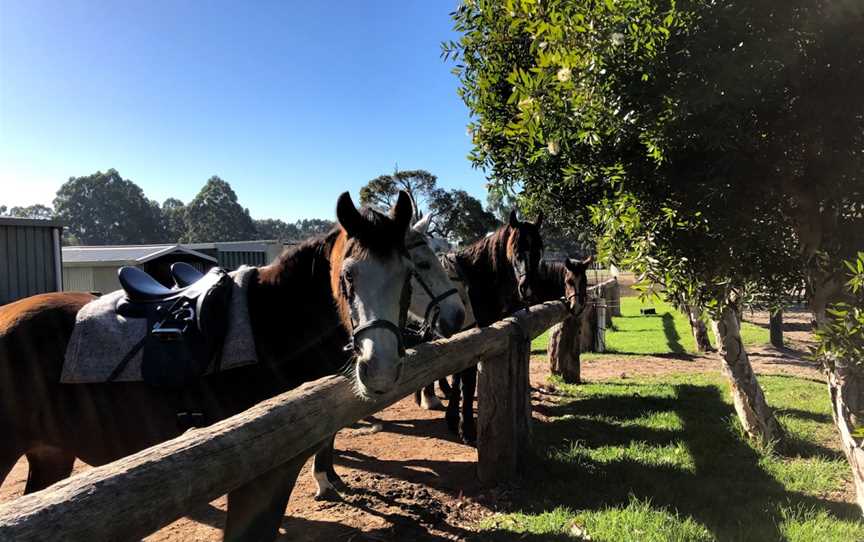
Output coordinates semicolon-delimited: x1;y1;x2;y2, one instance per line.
572;497;714;542
532;297;770;358
481;498;714;542
779;505;864;542
760;456;851;495
551;439;695;472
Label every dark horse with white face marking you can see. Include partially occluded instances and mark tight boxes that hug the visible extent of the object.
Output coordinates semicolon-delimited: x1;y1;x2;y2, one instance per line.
440;210;545;444
0;191;414;541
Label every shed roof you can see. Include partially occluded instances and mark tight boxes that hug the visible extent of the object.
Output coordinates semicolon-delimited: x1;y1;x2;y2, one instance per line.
0;216;65;228
62;244;217;266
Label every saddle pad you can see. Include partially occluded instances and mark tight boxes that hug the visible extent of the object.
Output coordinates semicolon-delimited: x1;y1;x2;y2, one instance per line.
61;266;259;384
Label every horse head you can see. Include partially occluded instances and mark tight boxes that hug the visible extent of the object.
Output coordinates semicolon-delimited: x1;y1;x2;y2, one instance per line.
563;256;592;316
505;209;544;303
405;216;465;338
331;190;413;397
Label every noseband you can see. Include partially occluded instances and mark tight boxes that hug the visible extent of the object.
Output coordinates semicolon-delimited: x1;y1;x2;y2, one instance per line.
407;239;460;340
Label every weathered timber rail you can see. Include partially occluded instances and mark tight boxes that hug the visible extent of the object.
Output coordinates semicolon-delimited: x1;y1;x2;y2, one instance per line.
0;300;570;542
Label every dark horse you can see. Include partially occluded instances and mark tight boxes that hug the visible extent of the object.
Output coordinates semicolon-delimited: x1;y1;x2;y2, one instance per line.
439;210;545;444
534;257;593;316
0;191;414;541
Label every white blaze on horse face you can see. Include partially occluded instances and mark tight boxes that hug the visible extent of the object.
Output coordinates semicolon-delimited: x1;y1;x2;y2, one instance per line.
344;255;410;396
405;230;465;338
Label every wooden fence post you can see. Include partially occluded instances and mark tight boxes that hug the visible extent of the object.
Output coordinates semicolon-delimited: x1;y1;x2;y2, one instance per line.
477;315;533;484
610;277;622;317
547;315;581;384
595;298;607;353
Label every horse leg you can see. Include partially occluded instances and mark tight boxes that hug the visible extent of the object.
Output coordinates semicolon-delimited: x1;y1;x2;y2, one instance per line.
224;451;309;542
460;366;478;445
23;446;75;494
312;435;345;501
438;376;452;396
445;372;462;435
419;383;444;411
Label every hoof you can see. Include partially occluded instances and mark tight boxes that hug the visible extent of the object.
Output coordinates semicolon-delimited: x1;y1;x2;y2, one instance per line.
314;486;343;502
420;395;445;411
460;422;477;446
446;414;460;435
328;471;347;491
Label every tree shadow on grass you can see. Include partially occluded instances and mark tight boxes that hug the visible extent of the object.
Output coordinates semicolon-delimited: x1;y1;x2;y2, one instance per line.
662;313;686;354
480;384;859;542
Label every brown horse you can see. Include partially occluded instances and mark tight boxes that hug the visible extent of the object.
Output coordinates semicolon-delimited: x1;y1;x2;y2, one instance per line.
534;257;593;315
439;210;545;444
0;191;414;541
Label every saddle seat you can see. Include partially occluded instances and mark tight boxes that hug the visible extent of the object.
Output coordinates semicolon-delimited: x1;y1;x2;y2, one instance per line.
114;265;233;389
170;261;205;288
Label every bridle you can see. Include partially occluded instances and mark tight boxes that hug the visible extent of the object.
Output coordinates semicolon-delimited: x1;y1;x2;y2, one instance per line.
406;238;460;341
341;268;411;358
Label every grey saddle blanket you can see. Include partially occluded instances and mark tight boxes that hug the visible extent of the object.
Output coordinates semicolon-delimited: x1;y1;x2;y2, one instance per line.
61;266;258;383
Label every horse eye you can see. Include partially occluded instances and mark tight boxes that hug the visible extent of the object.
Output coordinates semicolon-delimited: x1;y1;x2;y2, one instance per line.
417;261;432;271
344;268;354;283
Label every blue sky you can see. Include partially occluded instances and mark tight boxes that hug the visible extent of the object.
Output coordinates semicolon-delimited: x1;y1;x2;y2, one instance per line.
0;0;487;220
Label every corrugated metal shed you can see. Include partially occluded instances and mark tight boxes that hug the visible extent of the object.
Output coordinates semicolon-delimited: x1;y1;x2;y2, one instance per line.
0;217;64;305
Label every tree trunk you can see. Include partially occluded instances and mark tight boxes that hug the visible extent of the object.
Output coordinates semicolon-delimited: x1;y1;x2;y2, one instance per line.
548;316;581;383
827;360;864;514
687;305;713;352
770;310;783;348
711;304;785;444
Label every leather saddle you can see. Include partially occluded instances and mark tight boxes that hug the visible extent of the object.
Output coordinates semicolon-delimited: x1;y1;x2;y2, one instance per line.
114;265;233;389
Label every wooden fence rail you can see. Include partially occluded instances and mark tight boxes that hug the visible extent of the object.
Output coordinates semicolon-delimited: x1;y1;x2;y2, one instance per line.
0;300;570;542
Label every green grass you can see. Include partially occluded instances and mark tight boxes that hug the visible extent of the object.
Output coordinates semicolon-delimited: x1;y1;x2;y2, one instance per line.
531;297;769;358
475;373;862;542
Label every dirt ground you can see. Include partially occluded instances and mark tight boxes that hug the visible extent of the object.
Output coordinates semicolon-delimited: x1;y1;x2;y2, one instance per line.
0;310;835;541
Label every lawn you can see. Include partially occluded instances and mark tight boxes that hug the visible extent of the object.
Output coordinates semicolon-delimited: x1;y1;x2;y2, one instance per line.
531;296;769;357
479;297;864;541
476;373;862;542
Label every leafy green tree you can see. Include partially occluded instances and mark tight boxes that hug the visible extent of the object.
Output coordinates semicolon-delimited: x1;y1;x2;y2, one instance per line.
448;0;864;446
5;204;54;220
161;198;187;242
54;169;165;244
428;189;498;245
816;253;864;511
359;168;438;217
254;218;301;242
182;176;256;243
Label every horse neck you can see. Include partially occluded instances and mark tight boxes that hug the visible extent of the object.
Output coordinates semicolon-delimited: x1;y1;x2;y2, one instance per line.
248;230;347;366
454;228;516;322
535;261;566;302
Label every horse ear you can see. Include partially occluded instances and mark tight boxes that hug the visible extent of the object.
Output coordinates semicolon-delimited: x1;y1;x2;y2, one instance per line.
336;191;365;238
508;210;519;228
581;255;593;267
535;210;544;229
412;213;433;234
391;190;413;233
